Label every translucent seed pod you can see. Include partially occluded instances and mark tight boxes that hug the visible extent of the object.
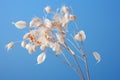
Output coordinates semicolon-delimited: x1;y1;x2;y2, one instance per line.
52;42;61;52
61;6;69;13
25;44;32;50
21;41;26;48
56;33;64;44
74;30;86;41
32;45;37;52
45;6;51;13
69;14;76;21
44;19;53;29
79;30;86;41
6;41;14;50
37;52;46;64
30;17;42;28
28;47;34;54
74;33;79;40
93;52;101;63
40;45;46;50
12;20;27;29
23;33;30;39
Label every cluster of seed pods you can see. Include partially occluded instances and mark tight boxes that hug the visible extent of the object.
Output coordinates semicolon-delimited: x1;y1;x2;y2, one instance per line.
6;6;100;64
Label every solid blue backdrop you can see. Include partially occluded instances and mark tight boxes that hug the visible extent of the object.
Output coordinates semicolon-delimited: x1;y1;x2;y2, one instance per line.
0;0;120;80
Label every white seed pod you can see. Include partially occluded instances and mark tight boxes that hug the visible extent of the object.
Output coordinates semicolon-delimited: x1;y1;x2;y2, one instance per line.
55;48;62;55
32;45;37;52
93;52;101;63
69;14;76;21
37;52;46;64
40;45;46;50
6;41;14;50
12;20;27;29
44;19;52;29
30;17;42;28
52;42;61;53
25;44;32;50
45;6;51;13
74;33;79;40
23;33;30;39
56;33;64;44
21;41;26;48
61;6;69;13
79;30;86;41
28;47;34;54
74;30;86;41
49;42;54;49
64;13;70;22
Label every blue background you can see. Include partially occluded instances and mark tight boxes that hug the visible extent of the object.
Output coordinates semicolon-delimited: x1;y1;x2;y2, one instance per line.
0;0;120;80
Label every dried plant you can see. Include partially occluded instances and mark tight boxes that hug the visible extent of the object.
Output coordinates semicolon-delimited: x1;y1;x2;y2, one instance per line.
6;6;101;80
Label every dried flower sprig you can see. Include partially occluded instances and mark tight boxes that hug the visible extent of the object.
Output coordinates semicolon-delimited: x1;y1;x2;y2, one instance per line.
6;6;101;80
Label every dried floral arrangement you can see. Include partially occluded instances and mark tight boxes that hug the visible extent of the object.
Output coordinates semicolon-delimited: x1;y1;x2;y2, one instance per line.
6;6;101;80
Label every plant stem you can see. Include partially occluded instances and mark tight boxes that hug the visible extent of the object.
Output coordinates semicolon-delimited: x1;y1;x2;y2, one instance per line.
83;54;90;80
73;55;85;80
47;50;83;79
64;43;85;80
81;42;90;80
61;53;84;80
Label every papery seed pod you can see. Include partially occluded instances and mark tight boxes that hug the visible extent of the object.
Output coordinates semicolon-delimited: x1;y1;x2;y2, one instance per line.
45;6;51;13
44;19;52;29
62;13;70;27
23;33;30;39
55;48;62;55
32;45;37;52
74;33;79;40
93;52;101;63
12;20;27;29
37;52;46;64
25;44;32;50
40;45;46;50
64;13;70;22
74;30;86;41
56;33;64;44
6;41;14;50
69;14;76;21
21;41;26;48
30;17;42;28
61;6;69;13
28;47;34;54
49;42;54;49
52;42;61;53
79;30;86;41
